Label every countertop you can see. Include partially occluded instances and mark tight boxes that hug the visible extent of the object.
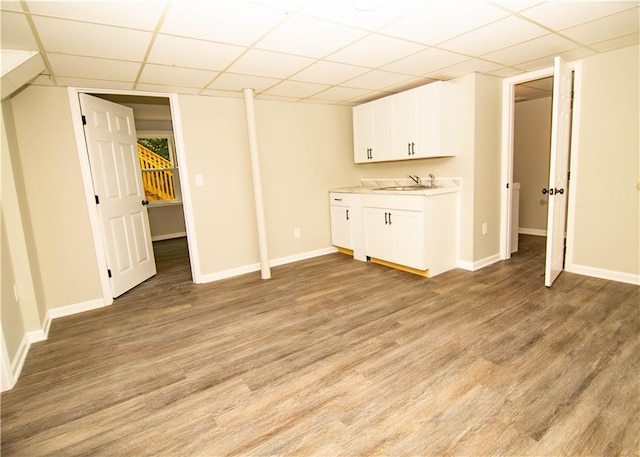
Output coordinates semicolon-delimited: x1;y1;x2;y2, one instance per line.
331;178;461;197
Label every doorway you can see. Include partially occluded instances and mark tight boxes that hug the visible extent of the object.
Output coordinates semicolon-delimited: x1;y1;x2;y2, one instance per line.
500;59;581;286
68;88;198;304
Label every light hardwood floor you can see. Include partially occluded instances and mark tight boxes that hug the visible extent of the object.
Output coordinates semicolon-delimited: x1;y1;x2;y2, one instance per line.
2;235;638;456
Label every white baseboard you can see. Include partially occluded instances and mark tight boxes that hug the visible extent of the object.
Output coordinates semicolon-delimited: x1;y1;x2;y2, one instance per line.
518;227;547;237
197;247;338;284
152;232;187;242
566;263;640;286
46;298;106;320
458;253;502;271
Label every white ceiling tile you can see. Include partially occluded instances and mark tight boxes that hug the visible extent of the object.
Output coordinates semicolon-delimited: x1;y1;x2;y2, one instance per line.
255;93;302;102
326;34;425;67
342;69;413;90
161;0;287;46
309;86;374;101
384;78;436;93
47;54;140;81
263;80;329;97
425;58;503;79
207;73;280;92
558;47;597;62
139;64;217;88
482;33;577;66
135;83;202;95
348;90;394;104
199;88;245;98
33;16;152;60
26;0;168;30
488;66;524;77
1;11;39;49
290;60;369;85
591;32;640;53
148;35;244;71
519;1;638;31
249;0;305;12
227;49;315;78
382;47;469;75
489;0;545;13
560;8;639;45
438;15;549;56
298;0;422;31
56;76;135;90
515;55;555;71
255;14;366;57
0;1;23;12
381;1;509;46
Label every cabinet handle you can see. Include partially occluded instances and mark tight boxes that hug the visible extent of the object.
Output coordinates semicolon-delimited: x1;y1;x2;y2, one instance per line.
346;209;350;220
388;212;392;225
407;143;411;156
384;212;388;224
411;142;415;155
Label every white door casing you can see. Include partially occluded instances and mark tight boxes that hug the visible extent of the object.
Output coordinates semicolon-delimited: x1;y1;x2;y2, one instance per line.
545;57;572;287
79;94;156;297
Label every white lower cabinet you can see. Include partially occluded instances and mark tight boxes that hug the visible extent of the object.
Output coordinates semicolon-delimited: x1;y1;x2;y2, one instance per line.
329;193;352;250
362;194;426;270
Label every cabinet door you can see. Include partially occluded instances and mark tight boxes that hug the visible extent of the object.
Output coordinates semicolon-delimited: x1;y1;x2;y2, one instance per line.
353;98;392;163
363;207;393;261
390;209;426;270
391;90;417;159
330;206;352;249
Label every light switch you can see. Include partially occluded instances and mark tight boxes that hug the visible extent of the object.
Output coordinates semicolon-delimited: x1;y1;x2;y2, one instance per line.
195;174;204;186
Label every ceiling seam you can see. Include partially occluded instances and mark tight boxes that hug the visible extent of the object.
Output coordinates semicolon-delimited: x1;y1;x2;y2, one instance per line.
133;0;172;90
19;0;56;85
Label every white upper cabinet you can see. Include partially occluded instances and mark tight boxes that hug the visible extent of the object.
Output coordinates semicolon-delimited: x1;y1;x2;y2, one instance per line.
353;81;457;163
353;97;392;163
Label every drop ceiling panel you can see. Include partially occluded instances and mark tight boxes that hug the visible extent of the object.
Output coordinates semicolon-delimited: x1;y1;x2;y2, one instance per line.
255;14;366;58
382;48;469;76
139;64;217;88
207;73;280;92
263;80;329;98
425;58;502;79
0;11;39;49
343;69;414;91
380;2;509;46
148;35;244;71
519;1;638;31
326;34;425;67
483;34;577;66
26;0;168;30
309;85;374;102
161;1;287;46
290;60;369;85
56;76;134;91
47;54;140;81
591;32;640;52
560;7;640;45
438;15;549;56
227;49;315;79
33;16;152;60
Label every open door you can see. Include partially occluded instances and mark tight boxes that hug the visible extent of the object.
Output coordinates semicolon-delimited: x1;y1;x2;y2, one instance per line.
80;94;156;297
544;57;572;287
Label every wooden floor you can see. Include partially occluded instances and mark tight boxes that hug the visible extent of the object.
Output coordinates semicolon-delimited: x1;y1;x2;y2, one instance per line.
2;235;638;456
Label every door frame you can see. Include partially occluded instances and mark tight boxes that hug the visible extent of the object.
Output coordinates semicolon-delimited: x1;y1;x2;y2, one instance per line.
67;87;201;305
499;61;583;273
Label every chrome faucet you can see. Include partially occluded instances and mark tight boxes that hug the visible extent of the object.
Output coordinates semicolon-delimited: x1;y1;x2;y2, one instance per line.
428;174;436;188
408;174;421;186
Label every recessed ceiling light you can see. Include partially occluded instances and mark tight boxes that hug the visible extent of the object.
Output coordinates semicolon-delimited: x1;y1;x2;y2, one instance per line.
352;0;384;12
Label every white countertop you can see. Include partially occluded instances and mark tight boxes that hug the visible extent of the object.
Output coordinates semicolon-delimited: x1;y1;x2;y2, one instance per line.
331;177;461;196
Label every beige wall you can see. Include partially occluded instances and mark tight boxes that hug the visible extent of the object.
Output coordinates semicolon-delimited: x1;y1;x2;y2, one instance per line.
513;97;552;232
9;86;103;309
359;73;503;265
571;44;639;276
148;205;186;239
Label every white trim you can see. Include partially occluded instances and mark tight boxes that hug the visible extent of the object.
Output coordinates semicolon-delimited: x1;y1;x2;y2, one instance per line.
500;66;554;261
152;232;187;242
457;253;502;271
519;228;547;237
46;298;105;320
566;264;640;286
198;247;338;284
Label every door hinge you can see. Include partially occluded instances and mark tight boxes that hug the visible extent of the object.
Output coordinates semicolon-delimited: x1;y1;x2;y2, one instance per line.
95;195;100;204
82;115;87;126
107;269;112;278
506;183;510;189
567;171;571;181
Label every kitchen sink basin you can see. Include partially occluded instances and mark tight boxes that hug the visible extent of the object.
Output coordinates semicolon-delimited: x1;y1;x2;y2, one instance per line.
374;185;438;191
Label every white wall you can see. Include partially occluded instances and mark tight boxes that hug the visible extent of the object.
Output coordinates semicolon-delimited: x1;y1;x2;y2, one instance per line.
570;44;639;279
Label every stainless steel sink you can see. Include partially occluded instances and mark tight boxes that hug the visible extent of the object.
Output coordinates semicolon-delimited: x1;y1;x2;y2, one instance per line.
374;185;438;191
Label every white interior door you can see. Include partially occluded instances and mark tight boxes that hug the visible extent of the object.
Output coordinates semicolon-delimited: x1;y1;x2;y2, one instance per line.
80;94;156;297
545;57;572;287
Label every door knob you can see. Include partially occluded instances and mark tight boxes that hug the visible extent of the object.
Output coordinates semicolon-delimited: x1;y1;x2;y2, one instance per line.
141;200;150;206
542;188;548;195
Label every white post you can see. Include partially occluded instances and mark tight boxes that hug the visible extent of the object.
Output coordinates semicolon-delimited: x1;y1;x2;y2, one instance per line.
242;88;271;279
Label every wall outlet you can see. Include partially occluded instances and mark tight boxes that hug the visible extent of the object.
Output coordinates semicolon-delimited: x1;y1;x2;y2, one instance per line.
482;222;488;235
294;228;301;238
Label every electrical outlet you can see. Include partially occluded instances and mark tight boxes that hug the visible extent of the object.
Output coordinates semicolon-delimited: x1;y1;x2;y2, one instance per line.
294;228;301;238
482;222;488;235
